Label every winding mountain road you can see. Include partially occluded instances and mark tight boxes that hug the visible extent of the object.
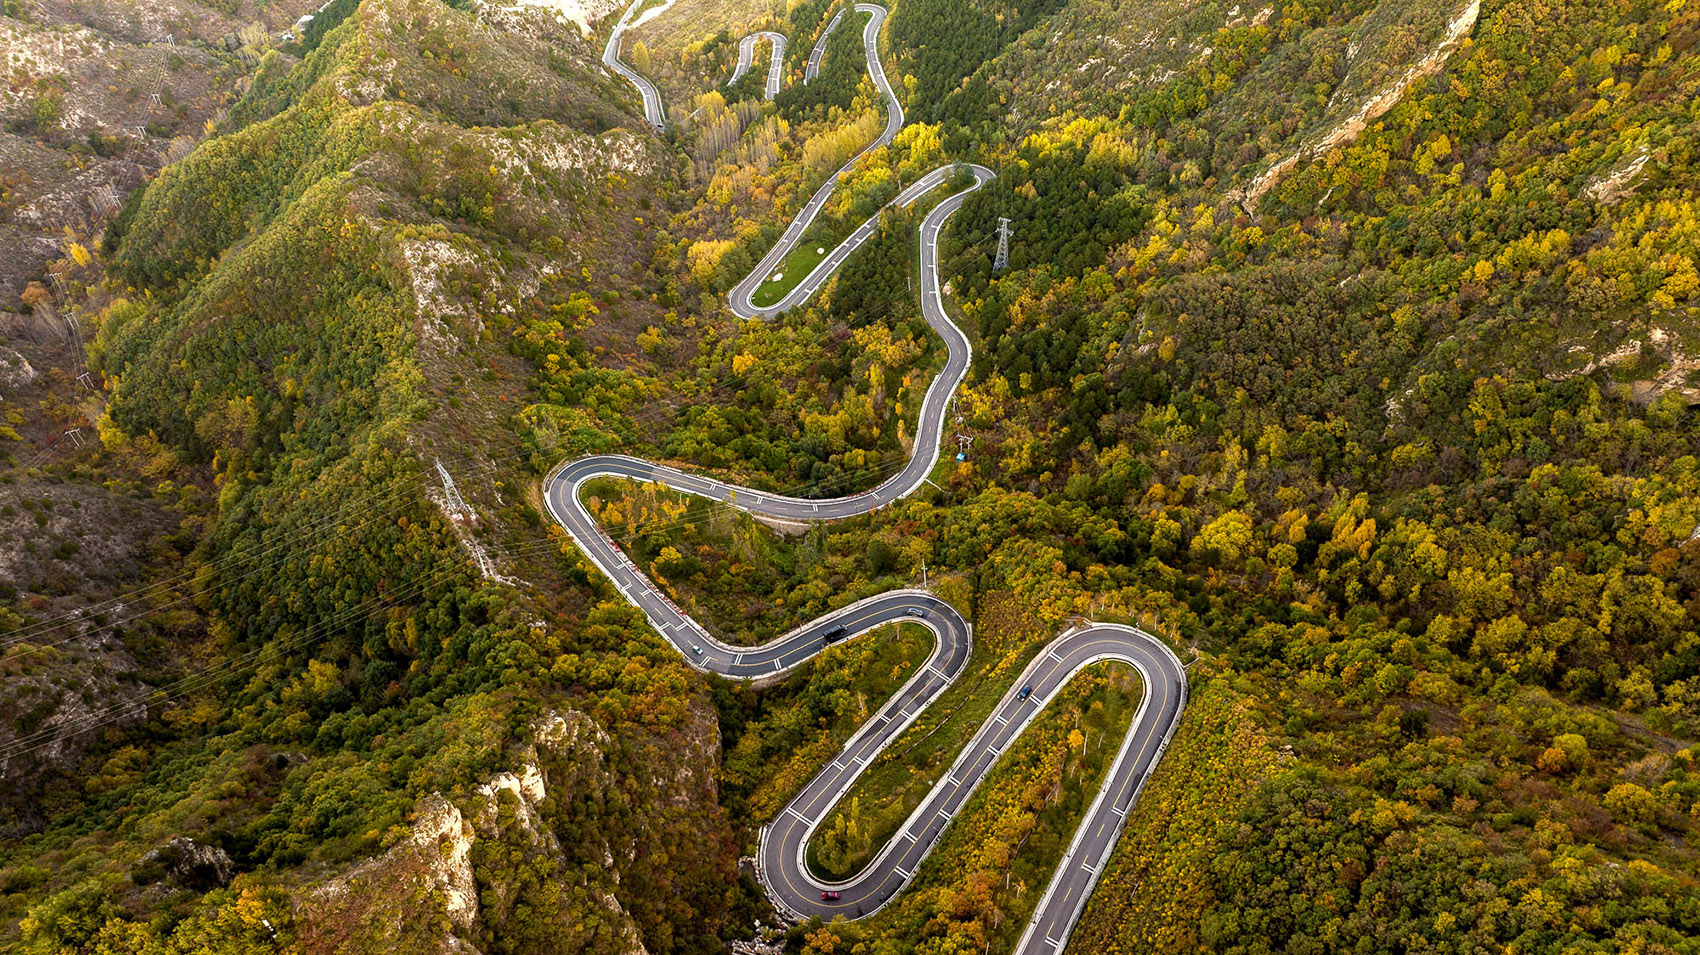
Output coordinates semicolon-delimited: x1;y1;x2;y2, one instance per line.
602;0;665;131
727;4;903;320
805;7;846;84
563;5;1187;952
729;31;786;99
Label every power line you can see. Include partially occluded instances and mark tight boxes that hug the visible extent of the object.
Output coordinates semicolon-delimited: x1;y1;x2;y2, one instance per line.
2;208;994;660
2;103;1006;756
0;375;762;647
0;441;945;764
2;302;936;657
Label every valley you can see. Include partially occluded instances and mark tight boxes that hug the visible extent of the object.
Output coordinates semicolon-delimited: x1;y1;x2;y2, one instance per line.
2;0;1699;954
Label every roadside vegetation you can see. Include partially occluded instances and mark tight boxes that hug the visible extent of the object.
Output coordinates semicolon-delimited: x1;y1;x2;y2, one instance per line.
748;235;835;308
4;0;1700;953
715;621;933;824
805;593;1124;882
791;661;1141;952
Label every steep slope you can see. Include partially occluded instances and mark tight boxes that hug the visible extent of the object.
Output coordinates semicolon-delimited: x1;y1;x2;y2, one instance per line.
4;0;1700;953
0;0;309;307
0;0;318;847
944;0;1700;408
0;0;771;951
897;0;1700;952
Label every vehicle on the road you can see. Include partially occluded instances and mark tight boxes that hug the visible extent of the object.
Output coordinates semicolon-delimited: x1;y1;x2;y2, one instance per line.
550;14;1192;948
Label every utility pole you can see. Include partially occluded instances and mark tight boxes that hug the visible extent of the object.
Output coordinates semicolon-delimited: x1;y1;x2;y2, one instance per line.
921;558;927;588
993;217;1011;272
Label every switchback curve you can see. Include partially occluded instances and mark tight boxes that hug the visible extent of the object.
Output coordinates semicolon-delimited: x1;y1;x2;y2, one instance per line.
727;3;904;320
554;5;1187;953
729;31;786;99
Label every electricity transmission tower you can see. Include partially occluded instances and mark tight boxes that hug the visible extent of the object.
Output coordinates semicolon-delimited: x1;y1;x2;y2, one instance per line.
435;458;472;523
993;217;1011;271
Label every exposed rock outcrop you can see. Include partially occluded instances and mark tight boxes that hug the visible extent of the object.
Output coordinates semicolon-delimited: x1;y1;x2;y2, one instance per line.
0;346;35;390
133;836;235;891
294;710;655;955
1234;0;1481;209
1584;145;1651;206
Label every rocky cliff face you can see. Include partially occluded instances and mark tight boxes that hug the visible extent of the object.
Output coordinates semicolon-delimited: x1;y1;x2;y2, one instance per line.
0;0;316;308
294;707;736;955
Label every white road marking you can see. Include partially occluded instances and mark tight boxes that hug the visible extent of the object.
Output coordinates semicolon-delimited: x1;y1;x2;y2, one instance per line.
555;12;1189;946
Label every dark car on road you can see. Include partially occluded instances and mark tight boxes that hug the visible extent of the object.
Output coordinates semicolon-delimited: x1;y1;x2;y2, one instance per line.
1017;685;1033;701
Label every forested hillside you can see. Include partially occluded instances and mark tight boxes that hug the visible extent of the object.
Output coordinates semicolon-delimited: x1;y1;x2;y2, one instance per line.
0;0;769;950
2;0;1699;953
0;0;311;307
917;0;1700;951
629;0;1700;950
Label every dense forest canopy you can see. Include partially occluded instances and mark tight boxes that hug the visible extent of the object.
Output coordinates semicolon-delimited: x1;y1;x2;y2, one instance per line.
2;0;1699;953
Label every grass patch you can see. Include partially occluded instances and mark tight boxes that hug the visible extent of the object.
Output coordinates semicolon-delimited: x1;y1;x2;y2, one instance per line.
749;227;839;309
789;661;1144;951
802;591;1064;881
716;622;936;825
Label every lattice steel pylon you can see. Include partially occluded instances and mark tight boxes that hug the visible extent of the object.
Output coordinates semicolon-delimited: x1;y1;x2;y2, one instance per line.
435;457;472;523
993;217;1011;271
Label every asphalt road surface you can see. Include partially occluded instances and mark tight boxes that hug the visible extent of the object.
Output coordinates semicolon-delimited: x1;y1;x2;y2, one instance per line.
805;7;846;83
542;166;1188;948
602;0;665;131
726;3;905;320
555;4;1189;952
729;31;786;99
